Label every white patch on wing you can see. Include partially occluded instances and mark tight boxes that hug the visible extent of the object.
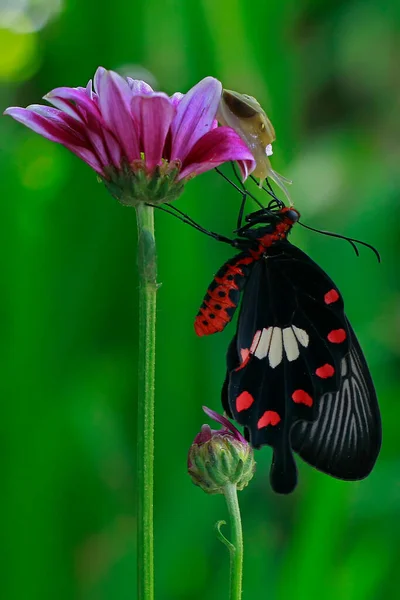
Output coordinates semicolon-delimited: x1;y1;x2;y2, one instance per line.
248;324;310;367
253;327;273;359
269;327;283;368
292;325;309;347
283;327;300;362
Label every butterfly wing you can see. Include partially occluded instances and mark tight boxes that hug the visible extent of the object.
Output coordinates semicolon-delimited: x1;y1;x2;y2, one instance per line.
194;251;256;336
290;321;381;480
223;240;379;493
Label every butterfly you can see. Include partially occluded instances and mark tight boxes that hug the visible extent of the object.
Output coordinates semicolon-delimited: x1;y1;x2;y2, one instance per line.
194;204;381;493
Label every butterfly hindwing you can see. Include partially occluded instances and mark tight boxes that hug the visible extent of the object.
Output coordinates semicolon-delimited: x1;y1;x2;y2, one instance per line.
290;321;381;480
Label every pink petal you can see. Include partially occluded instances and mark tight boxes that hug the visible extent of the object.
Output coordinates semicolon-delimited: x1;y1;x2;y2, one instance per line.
66;103;118;167
170;92;183;107
24;104;69;121
81;105;122;168
102;128;123;168
4;106;88;147
86;79;93;99
192;424;213;446
202;406;246;443
179;126;256;180
26;104;88;141
67;144;104;174
236;160;254;182
4;107;104;174
45;87;101;123
126;78;154;94
131;93;175;170
94;66;106;94
170;77;222;162
44;96;83;123
97;70;140;162
84;129;111;167
58;101;119;168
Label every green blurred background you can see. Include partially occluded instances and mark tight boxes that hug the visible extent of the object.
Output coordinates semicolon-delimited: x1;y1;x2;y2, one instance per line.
1;0;399;599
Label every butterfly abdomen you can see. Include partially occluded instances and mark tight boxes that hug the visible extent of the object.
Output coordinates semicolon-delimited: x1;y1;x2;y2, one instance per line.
195;254;255;336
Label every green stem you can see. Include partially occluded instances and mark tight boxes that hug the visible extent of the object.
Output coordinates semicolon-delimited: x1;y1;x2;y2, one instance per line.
223;484;244;600
136;203;157;600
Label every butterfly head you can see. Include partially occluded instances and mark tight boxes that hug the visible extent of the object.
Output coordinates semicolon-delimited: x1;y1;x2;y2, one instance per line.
279;206;300;224
236;205;300;239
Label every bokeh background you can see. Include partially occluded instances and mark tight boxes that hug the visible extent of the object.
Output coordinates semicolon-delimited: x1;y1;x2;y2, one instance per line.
1;0;400;599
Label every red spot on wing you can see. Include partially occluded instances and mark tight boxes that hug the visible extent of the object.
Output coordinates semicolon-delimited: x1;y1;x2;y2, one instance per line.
236;391;254;412
235;330;263;372
315;363;335;378
240;348;249;363
249;329;262;353
257;410;281;429
327;328;347;343
235;347;251;372
292;389;313;407
324;289;339;304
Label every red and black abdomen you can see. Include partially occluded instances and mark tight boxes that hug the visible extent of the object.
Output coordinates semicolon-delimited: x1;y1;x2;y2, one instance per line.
195;253;255;336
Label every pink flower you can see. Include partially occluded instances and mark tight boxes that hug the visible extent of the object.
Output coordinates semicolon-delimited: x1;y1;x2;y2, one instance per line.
4;68;256;205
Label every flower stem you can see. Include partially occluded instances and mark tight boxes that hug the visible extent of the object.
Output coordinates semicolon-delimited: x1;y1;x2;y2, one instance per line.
223;484;244;600
136;202;157;600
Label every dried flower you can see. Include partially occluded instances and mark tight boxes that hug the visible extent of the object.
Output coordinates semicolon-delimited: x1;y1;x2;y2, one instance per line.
4;69;256;206
217;88;292;201
188;406;255;495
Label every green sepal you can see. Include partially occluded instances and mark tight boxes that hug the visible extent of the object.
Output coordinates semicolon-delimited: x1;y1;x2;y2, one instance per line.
101;159;185;206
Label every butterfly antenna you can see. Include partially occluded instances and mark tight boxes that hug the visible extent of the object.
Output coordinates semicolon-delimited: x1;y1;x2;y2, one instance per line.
215;166;265;211
152;204;235;247
266;177;279;199
230;163;276;211
216;164;287;221
230;163;286;220
214;167;248;229
299;222;381;262
157;203;201;227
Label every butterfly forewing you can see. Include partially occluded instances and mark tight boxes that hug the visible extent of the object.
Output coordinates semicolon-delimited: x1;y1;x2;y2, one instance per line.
194;252;256;336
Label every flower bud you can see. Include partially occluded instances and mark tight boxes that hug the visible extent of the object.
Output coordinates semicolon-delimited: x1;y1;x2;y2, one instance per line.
188;407;256;495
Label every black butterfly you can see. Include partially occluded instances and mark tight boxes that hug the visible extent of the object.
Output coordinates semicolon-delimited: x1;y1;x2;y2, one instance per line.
194;205;381;493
